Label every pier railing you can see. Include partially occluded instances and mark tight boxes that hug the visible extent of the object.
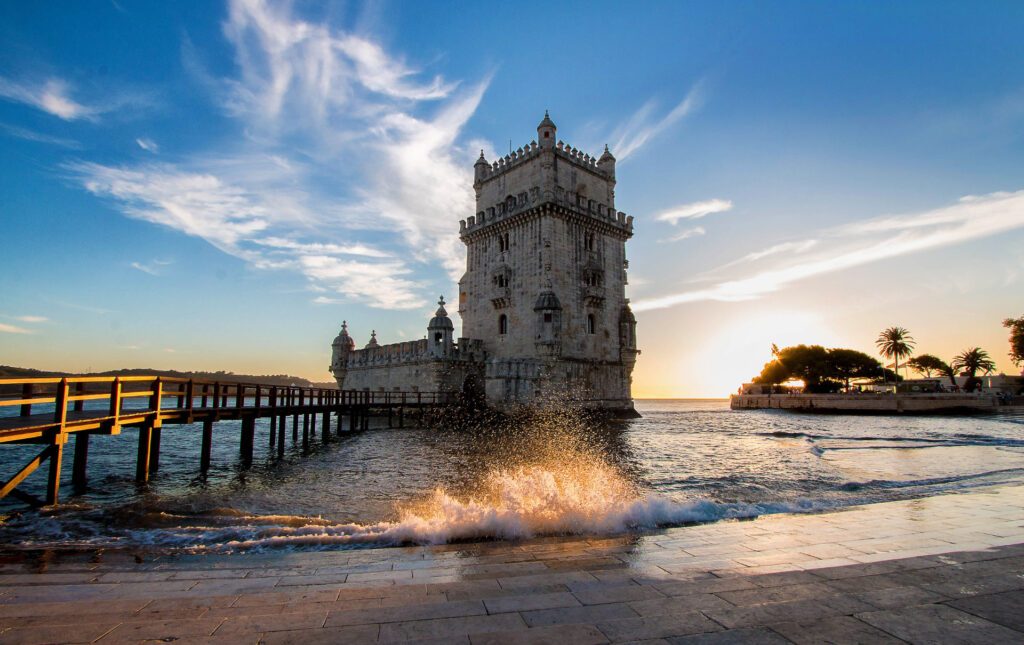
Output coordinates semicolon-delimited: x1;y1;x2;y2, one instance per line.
0;376;458;506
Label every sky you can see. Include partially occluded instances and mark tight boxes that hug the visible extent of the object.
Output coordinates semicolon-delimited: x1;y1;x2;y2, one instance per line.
1;0;1023;397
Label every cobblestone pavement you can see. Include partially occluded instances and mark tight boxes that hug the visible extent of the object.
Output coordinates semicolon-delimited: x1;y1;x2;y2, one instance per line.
2;486;1023;644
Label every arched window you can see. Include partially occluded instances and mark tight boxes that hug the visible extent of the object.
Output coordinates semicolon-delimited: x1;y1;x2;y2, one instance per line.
499;314;508;335
434;332;443;343
587;314;596;335
497;232;509;253
585;232;595;251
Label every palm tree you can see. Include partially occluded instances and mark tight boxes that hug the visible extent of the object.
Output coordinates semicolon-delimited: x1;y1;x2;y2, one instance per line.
951;347;997;393
876;327;915;390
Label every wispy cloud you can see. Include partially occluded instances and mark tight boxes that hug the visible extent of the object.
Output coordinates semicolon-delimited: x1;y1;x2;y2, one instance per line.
662;226;706;243
634;189;1024;312
13;315;48;323
136;137;159;153
0;123;81;148
0;323;33;334
72;0;488;310
655;198;733;225
130;259;172;276
0;76;100;121
611;82;703;161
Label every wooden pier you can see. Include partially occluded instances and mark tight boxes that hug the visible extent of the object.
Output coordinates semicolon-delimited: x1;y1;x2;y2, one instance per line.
0;376;456;507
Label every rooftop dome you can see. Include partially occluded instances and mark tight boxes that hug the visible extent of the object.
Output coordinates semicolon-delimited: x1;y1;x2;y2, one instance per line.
428;295;454;330
537;110;556;130
598;144;616;163
332;320;355;350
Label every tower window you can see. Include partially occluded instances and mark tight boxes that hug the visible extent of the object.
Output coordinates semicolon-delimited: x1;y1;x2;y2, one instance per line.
544;313;552;323
585;232;595;251
497;232;510;253
499;314;508;335
544;132;549;138
587;314;596;335
434;332;442;343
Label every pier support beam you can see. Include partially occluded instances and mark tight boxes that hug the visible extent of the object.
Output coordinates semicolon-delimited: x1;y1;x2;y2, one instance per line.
278;415;285;457
136;424;153;482
72;433;90;490
322;411;330;441
200;419;213;472
240;417;255;467
292;414;299;442
269;416;277;449
149;427;162;473
46;438;64;506
311;412;317;443
302;414;310;452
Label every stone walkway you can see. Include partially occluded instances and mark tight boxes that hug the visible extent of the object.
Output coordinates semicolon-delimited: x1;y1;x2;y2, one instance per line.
2;486;1024;644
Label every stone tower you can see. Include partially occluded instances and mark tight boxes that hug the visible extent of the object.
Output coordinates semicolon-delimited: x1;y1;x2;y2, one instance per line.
458;113;639;413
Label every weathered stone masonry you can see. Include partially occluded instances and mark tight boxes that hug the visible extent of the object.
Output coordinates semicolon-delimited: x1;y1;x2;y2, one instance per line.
330;113;639;414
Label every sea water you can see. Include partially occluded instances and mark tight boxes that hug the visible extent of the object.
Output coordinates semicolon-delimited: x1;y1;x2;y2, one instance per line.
1;399;1022;553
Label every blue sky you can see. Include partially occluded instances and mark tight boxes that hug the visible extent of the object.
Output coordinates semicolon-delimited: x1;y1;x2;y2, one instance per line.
2;1;1023;395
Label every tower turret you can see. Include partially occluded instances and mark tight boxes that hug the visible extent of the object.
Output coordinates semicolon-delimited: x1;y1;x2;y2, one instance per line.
427;295;455;358
537;110;556;149
329;321;355;388
474;150;489;185
597;144;616;178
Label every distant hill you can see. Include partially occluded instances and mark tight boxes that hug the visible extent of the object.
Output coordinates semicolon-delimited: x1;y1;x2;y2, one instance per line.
0;365;337;389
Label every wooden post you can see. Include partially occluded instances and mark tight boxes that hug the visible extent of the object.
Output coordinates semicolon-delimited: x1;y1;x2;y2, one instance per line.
110;378;122;428
73;382;85;413
20;383;33;416
185;379;195;419
270;415;277;448
292;412;299;442
46;440;64;506
201;383;209;408
148;378;163;473
201;419;213;472
136;424;153;482
311;411;317;443
240;416;255;466
277;414;285;457
322;410;330;440
72;433;90;490
302;414;309;452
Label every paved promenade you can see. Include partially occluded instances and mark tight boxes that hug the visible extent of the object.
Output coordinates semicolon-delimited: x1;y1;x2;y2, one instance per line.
2;486;1024;644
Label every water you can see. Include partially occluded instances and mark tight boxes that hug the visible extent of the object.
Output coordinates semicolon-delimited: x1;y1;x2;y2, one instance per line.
1;399;1023;553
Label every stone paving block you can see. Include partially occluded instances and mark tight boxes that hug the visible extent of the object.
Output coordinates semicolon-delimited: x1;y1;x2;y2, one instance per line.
716;582;836;606
273;573;349;587
325;599;486;628
653;577;757;597
706;594;876;630
470;623;609;645
595;610;722;642
97;617;226;642
483;591;581;614
378;612;527;642
666;627;790;644
854;585;949;610
522;603;638;628
769;615;903;644
213;611;328;635
948;589;1024;632
258;623;381;645
857;603;1024;644
0;622;119;645
231;588;340;607
137;595;238;612
572;583;665;605
920;571;1024;599
445;583;565;602
628;593;734;617
0;598;150;619
497;571;599;591
747;571;823;588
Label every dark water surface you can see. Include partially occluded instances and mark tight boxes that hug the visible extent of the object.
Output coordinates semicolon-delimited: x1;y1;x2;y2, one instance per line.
1;400;1022;552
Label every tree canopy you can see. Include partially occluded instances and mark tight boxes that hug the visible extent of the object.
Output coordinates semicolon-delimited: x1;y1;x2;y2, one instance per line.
1005;316;1024;368
951;347;996;392
907;354;954;384
753;345;886;393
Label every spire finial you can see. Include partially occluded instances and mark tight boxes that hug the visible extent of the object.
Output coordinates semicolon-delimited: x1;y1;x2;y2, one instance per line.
604;144;609;152
342;320;348;331
438;295;445;306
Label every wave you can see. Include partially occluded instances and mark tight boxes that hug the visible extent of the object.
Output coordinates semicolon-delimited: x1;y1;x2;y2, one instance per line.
0;465;831;554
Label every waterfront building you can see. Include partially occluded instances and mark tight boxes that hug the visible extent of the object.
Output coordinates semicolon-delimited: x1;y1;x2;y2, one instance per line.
330;113;640;415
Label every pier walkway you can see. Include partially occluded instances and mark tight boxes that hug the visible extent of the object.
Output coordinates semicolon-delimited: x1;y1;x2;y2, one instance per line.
0;376;456;507
0;485;1022;643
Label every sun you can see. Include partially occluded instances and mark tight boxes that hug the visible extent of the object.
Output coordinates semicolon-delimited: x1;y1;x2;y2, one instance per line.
683;309;842;398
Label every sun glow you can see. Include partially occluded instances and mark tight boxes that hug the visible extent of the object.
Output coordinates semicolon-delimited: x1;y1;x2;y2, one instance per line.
672;310;841;398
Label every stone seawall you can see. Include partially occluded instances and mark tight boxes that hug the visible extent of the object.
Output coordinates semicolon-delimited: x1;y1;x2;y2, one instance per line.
730;393;1018;414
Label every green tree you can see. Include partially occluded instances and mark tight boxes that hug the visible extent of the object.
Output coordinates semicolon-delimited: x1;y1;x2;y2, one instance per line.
828;348;883;390
775;345;838;393
876;327;915;388
951;347;997;392
753;360;790;389
1004;316;1024;368
907;354;951;379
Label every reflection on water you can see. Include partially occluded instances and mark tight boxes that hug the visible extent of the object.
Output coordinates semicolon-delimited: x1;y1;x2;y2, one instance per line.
1;399;1022;553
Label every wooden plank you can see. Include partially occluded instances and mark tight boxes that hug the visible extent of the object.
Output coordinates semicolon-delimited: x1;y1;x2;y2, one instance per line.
1;396;57;409
136;424;153;482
